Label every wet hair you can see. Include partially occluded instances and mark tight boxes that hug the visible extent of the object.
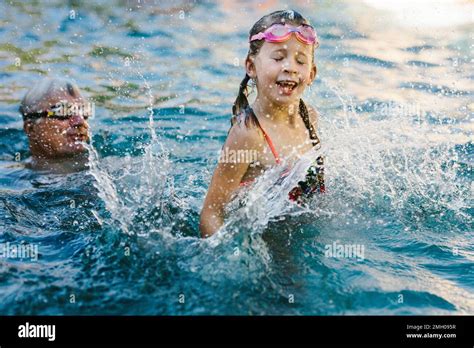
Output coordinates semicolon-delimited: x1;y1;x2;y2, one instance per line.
19;78;83;120
232;10;320;147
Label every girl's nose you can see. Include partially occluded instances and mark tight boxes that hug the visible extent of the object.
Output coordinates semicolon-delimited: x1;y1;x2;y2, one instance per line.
282;61;298;74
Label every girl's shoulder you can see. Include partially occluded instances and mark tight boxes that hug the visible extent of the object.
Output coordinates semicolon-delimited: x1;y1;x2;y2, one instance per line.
227;111;263;149
231;108;260;128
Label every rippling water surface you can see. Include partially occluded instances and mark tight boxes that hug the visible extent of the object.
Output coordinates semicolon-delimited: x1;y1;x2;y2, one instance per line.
0;0;472;315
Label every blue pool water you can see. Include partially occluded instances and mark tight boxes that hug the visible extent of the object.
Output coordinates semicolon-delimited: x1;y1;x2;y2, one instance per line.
0;1;473;315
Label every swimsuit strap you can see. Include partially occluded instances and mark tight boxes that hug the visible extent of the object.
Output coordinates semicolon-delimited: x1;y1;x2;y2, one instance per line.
240;103;324;190
259;126;282;164
247;101;319;162
246;107;281;164
298;99;321;148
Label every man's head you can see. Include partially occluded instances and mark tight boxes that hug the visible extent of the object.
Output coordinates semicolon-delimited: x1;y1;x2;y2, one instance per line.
20;78;91;159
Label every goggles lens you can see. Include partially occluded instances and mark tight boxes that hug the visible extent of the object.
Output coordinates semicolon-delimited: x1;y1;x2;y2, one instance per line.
250;24;319;47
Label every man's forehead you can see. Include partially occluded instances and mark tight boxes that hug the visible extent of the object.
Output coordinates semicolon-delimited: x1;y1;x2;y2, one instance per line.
50;96;84;105
32;95;83;111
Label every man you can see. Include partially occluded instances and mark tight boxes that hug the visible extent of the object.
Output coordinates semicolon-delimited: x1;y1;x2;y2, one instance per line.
19;78;91;164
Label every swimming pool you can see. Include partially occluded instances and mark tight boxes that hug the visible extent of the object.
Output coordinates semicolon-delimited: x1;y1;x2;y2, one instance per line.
0;0;472;315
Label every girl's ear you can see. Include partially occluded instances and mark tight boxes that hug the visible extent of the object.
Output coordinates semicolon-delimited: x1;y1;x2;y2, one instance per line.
245;56;257;79
309;63;317;85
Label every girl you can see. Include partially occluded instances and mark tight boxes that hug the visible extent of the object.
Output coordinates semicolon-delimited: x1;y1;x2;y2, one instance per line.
200;10;325;238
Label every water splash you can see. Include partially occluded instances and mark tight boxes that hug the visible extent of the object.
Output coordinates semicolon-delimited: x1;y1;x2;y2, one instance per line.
222;79;472;236
87;62;177;238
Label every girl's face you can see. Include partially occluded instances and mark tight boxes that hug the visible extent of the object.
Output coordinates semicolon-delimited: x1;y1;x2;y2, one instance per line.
247;35;316;106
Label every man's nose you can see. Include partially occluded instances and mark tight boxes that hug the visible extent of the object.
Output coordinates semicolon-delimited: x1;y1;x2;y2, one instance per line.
69;114;87;127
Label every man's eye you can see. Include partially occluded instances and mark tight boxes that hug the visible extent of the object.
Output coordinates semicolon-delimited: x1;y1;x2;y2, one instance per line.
273;57;283;62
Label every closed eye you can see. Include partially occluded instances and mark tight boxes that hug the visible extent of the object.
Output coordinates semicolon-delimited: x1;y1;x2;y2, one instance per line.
296;57;307;65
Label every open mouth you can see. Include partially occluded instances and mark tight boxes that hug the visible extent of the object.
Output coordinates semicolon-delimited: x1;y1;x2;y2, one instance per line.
276;80;298;95
68;133;88;142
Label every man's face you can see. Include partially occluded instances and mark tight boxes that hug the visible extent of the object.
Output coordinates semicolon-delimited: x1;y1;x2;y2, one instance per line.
24;97;90;158
248;35;316;105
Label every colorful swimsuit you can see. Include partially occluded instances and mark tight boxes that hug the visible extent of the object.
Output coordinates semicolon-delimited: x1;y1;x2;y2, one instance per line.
239;107;325;203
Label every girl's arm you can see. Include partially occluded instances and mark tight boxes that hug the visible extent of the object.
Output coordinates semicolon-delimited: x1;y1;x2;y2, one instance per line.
199;122;259;238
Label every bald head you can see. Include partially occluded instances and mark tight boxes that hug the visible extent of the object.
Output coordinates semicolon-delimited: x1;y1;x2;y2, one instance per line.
20;78;84;118
21;78;91;159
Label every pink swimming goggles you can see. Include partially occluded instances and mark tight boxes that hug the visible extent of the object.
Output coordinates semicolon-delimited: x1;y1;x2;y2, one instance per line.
249;23;319;47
